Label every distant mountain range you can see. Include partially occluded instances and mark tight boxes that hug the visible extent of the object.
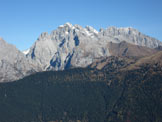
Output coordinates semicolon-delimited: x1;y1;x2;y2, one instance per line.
0;38;39;82
0;23;162;82
0;23;162;122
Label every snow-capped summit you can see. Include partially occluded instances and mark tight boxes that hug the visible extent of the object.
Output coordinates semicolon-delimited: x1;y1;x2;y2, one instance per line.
64;22;73;27
26;23;162;71
85;26;98;34
59;22;74;29
23;49;30;55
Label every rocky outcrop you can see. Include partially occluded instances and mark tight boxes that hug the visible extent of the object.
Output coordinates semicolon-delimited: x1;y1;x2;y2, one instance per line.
0;38;38;82
99;26;161;48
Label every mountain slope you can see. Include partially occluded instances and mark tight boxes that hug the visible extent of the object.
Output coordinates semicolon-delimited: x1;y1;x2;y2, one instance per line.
126;51;162;70
108;41;158;58
0;38;38;82
0;52;161;122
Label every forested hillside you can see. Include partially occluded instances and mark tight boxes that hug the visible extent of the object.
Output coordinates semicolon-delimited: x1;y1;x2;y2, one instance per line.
0;53;161;122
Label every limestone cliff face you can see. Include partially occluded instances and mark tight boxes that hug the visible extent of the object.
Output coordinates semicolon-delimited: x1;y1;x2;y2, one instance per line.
26;23;110;71
26;23;162;71
0;38;38;82
99;26;161;48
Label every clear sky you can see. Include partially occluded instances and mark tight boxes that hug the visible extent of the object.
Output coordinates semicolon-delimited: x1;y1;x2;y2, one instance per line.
0;0;162;51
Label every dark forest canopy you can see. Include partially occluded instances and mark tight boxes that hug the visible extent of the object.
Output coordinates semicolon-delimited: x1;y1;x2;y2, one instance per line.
0;54;162;122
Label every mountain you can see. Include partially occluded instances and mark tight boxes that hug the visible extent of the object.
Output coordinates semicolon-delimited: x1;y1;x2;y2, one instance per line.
0;23;162;82
0;51;161;122
0;38;38;82
26;23;162;71
99;26;161;48
26;23;110;71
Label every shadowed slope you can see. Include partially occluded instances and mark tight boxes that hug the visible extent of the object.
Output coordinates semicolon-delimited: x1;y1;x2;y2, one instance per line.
0;52;161;122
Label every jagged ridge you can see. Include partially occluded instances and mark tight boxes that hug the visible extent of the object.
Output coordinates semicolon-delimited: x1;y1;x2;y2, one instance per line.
26;23;162;71
0;23;162;82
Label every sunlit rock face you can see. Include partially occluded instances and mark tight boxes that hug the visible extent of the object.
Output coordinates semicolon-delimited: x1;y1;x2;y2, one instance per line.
0;38;39;82
26;23;162;71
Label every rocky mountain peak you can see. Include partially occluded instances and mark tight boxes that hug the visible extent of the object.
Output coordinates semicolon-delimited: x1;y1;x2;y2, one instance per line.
0;38;39;82
85;26;98;34
58;22;74;30
64;22;73;27
103;26;138;36
38;32;49;41
25;23;162;71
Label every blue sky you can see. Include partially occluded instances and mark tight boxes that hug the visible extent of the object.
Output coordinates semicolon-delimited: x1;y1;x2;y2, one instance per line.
0;0;162;51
